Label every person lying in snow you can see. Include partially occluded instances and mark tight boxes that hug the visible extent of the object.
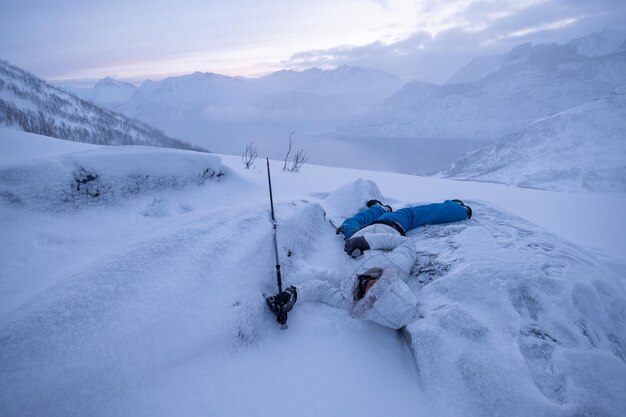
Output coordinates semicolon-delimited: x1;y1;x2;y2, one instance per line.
266;199;472;329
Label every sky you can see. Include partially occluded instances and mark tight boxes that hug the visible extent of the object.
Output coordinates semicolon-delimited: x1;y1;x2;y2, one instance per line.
1;0;625;85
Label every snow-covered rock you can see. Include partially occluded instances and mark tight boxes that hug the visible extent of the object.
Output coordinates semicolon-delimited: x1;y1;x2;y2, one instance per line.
0;60;202;151
442;92;626;192
404;201;626;417
338;41;626;140
0;128;225;211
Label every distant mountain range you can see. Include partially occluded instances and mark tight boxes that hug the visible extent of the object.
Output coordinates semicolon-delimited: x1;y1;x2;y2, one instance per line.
442;90;626;192
0;60;204;151
336;30;626;141
65;66;404;127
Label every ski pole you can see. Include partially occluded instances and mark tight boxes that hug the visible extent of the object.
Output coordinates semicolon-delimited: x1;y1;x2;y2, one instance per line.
266;158;288;329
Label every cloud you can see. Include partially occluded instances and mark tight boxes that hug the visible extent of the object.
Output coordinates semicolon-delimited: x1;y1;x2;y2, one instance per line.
284;0;626;83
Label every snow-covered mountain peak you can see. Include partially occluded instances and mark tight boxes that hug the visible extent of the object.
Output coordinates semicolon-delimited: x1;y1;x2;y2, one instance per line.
341;32;626;141
94;76;135;89
568;28;626;57
117;65;403;123
503;42;533;62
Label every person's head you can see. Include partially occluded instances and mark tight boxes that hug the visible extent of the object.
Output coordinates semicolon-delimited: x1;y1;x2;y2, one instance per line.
354;267;383;300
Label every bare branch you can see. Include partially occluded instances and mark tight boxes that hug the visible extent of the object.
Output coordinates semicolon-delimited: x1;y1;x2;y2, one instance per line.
289;148;311;172
282;130;295;171
241;141;257;169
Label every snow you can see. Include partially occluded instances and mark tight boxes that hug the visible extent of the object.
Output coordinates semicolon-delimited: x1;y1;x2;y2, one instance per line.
447;29;626;85
442;92;626;192
1;128;625;417
65;77;137;109
338;42;626;140
115;65;402;126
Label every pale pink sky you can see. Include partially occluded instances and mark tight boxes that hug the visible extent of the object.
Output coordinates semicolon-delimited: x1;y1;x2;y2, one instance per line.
1;0;624;84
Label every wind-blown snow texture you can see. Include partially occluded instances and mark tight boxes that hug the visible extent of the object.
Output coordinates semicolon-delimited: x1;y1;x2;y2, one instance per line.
442;91;626;192
0;60;203;151
1;130;625;417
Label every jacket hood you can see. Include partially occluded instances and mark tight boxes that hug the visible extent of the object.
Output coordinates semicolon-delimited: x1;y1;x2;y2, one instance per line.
351;267;417;329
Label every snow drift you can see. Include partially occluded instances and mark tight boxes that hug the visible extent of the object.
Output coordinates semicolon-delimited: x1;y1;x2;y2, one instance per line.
1;135;625;417
0;128;225;211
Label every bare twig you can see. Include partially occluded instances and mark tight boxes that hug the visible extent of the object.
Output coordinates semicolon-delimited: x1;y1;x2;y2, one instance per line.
282;131;295;171
241;141;257;169
289;148;311;172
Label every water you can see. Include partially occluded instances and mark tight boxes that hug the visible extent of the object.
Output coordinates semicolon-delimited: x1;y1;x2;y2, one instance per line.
154;120;491;175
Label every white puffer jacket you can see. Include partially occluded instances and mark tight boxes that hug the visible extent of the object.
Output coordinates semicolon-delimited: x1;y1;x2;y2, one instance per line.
296;230;418;329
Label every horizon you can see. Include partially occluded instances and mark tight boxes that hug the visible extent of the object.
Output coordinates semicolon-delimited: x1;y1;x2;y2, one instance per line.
37;26;626;90
2;0;625;87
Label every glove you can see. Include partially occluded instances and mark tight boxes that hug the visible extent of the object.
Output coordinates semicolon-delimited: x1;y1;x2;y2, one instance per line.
265;286;298;316
366;199;392;212
344;236;370;258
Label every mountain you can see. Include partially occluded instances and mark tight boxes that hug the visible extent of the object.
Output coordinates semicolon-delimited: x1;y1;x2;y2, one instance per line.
116;66;403;125
442;90;626;192
448;29;626;85
0;59;204;151
256;65;402;98
446;54;505;85
569;28;626;57
117;71;249;121
65;76;137;109
337;41;626;140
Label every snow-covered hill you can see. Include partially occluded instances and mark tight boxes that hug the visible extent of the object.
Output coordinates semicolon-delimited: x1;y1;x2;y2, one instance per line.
337;39;626;140
442;91;626;192
0;60;203;151
116;65;403;125
65;76;137;109
1;128;625;417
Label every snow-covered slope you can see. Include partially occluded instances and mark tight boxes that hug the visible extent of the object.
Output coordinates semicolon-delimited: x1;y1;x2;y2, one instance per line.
446;54;505;84
65;77;137;109
339;41;626;140
448;29;626;85
568;28;626;57
117;66;403;125
0;60;202;151
118;71;249;120
442;91;626;192
0;128;224;211
1;128;625;417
